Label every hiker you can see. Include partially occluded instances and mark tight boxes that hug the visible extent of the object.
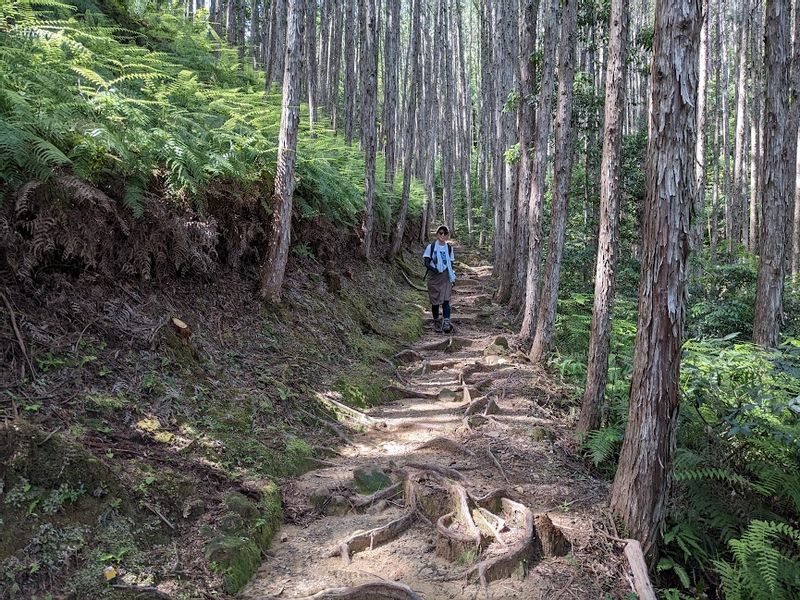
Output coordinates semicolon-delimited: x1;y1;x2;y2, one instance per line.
423;225;456;333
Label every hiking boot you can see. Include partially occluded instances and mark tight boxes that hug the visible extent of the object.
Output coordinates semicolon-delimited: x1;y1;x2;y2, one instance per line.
434;318;443;333
442;318;453;334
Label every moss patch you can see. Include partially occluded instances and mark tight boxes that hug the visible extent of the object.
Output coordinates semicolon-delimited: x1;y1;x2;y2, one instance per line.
205;481;282;593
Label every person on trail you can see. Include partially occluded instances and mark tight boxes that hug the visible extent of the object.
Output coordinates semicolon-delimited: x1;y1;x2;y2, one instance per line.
423;225;456;334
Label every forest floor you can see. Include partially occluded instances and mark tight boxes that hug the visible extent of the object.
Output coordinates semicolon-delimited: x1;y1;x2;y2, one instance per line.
241;245;631;600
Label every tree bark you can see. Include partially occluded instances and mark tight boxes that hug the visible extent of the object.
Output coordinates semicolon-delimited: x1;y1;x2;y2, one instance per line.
577;0;629;434
690;0;708;253
529;0;579;363
306;0;318;135
731;3;749;250
389;0;421;257
519;0;559;343
343;0;357;144
360;0;378;259
260;0;306;301
609;0;700;554
510;0;539;311
753;0;792;348
383;0;400;189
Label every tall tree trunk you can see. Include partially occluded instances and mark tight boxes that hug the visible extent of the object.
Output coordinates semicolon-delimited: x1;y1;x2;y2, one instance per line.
478;0;494;248
494;0;519;305
731;5;749;250
691;0;708;253
390;0;421;257
260;0;306;301
383;0;400;189
720;0;732;255
519;0;559;343
511;0;539;311
529;0;579;363
788;0;800;279
360;0;378;258
609;0;700;553
343;0;357;144
326;1;344;130
305;0;318;134
577;0;629;434
440;1;455;233
747;0;764;253
455;0;474;242
753;0;792;348
251;0;261;68
319;0;331;110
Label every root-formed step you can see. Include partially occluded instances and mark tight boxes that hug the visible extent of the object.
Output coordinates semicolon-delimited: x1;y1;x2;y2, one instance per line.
268;582;426;600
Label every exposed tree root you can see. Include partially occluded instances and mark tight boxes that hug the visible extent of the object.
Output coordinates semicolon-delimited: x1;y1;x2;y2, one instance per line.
416;436;475;457
274;582;426;600
388;384;441;400
315;393;384;428
399;270;428;292
435;483;483;561
486;445;510;484
404;462;465;481
463;395;500;417
417;336;472;353
330;512;418;563
393;349;424;364
467;498;535;586
353;481;405;511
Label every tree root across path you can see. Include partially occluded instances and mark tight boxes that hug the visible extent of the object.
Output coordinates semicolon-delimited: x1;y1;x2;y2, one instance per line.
315;464;570;590
264;582;426;600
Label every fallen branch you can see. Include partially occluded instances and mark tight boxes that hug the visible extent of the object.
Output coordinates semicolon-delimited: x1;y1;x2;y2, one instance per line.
111;584;173;599
624;539;657;600
331;512;417;563
0;290;35;380
486;445;510;485
142;502;175;530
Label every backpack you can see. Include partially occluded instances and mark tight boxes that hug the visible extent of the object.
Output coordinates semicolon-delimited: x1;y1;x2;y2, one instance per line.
423;242;453;280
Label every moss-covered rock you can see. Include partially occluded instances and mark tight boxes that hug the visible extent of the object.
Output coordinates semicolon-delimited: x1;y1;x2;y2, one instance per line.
353;466;392;495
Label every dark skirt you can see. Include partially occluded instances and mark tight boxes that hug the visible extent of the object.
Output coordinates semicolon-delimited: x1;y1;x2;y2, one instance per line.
427;270;453;305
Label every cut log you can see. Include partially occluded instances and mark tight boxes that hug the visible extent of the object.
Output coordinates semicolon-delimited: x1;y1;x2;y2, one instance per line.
534;513;570;557
170;317;192;344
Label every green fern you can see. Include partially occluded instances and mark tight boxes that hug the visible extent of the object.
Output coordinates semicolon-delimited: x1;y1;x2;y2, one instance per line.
716;520;800;600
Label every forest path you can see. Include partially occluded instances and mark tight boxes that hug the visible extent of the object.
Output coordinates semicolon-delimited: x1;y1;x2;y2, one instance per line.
241;247;628;600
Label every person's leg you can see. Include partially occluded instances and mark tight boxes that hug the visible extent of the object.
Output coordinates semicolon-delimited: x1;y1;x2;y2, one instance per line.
442;301;452;332
433;304;443;332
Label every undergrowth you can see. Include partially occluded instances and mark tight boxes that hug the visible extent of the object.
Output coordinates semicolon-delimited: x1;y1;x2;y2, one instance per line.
550;286;800;599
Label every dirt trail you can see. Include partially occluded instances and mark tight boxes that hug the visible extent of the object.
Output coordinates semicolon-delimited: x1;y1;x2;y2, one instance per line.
241;248;630;599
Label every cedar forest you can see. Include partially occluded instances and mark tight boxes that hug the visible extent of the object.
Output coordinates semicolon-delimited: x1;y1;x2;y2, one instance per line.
1;0;799;598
